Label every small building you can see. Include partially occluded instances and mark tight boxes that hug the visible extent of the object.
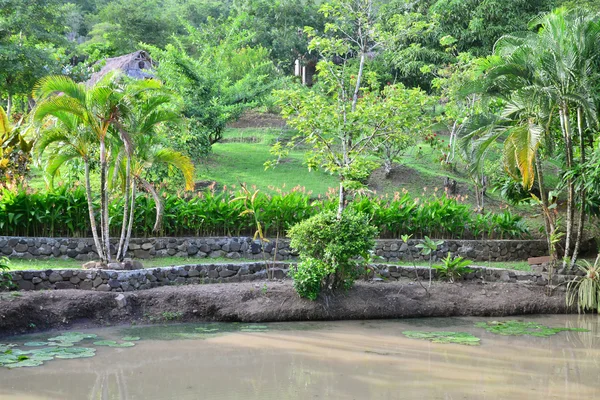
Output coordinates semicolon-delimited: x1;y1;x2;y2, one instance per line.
87;50;155;86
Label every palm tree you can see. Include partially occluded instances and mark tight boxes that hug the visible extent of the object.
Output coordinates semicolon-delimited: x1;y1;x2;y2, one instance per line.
110;83;193;261
34;74;125;263
466;8;600;266
34;112;104;259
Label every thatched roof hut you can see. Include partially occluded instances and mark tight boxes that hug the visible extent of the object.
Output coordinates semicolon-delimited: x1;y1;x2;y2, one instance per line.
87;50;155;86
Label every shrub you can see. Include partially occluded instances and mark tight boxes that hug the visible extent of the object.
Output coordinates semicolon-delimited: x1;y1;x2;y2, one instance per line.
0;257;14;290
433;253;473;283
288;210;378;299
567;256;600;313
0;185;530;240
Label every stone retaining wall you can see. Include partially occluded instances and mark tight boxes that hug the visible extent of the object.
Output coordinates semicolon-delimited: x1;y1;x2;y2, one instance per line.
7;262;571;293
0;236;548;262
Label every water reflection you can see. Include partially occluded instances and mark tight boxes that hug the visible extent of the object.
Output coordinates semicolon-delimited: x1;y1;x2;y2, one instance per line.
0;315;598;400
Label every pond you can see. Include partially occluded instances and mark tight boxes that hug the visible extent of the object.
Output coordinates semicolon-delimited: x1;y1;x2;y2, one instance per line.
0;315;598;399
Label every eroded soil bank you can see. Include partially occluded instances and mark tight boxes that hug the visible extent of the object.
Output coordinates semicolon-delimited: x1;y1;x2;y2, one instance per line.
0;280;568;337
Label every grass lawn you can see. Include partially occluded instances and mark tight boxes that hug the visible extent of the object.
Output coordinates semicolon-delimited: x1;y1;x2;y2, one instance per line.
6;257;531;272
198;128;339;194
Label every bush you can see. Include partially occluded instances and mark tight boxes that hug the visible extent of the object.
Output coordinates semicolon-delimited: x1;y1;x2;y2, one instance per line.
433;252;473;283
0;257;14;290
288;210;378;299
567;256;600;313
0;185;530;240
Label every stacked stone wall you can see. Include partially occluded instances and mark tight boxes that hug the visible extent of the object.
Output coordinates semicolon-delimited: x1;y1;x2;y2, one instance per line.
0;237;548;262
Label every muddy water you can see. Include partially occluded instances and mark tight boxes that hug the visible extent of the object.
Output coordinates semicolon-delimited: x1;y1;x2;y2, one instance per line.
0;315;599;400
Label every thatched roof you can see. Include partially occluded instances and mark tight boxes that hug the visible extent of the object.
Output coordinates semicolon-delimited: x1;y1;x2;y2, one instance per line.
87;50;155;86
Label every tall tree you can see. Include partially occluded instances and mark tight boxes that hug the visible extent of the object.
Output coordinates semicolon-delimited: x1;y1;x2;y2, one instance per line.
33;73;149;263
467;8;600;266
0;0;68;117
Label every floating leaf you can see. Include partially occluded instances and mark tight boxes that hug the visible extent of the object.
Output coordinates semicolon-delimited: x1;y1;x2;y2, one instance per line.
0;344;16;352
195;328;220;333
240;325;269;332
5;359;44;368
48;332;97;343
93;341;135;348
403;331;481;346
475;321;589;337
121;337;141;341
24;342;50;347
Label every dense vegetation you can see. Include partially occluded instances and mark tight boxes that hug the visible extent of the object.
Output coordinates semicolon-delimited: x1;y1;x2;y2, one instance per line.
0;185;528;240
2;1;600;305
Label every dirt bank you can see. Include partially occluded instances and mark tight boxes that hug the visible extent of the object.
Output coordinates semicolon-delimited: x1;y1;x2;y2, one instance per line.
0;280;568;337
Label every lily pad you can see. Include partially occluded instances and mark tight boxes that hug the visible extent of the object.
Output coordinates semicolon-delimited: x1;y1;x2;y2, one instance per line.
121;336;141;341
5;359;44;368
475;321;589;337
93;340;135;348
24;342;50;347
402;331;481;346
54;348;96;359
240;325;269;332
195;328;220;333
48;332;98;343
0;344;16;352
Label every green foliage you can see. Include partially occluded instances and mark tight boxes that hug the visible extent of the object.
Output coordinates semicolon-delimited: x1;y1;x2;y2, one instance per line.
0;257;13;290
433;253;473;283
415;236;444;256
475;320;589;336
0;0;69;104
288;258;334;300
288;210;378;299
0;330;141;369
402;331;481;346
0;185;530;240
92;340;136;348
566;256;600;313
378;0;559;88
147;13;280;156
0;107;34;183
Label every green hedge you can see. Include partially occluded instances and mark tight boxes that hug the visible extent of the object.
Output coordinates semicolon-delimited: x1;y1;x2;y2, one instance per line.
0;186;529;239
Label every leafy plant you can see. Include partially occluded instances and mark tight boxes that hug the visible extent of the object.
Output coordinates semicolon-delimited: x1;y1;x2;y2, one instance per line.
288;210;378;300
416;236;444;288
475;320;589;337
567;255;600;313
401;234;428;293
231;184;273;279
402;331;480;346
0;330;140;369
0;185;530;240
0;257;14;291
288;258;333;301
433;253;473;283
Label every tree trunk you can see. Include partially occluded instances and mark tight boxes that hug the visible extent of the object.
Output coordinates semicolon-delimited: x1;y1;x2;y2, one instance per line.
337;181;345;219
123;182;137;261
571;107;586;267
6;94;12;119
84;160;106;262
99;138;111;262
140;178;164;233
383;159;392;177
116;153;131;261
535;154;553;255
559;107;574;268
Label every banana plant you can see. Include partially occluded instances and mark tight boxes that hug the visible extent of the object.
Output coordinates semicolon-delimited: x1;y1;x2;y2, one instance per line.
0;106;35;182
